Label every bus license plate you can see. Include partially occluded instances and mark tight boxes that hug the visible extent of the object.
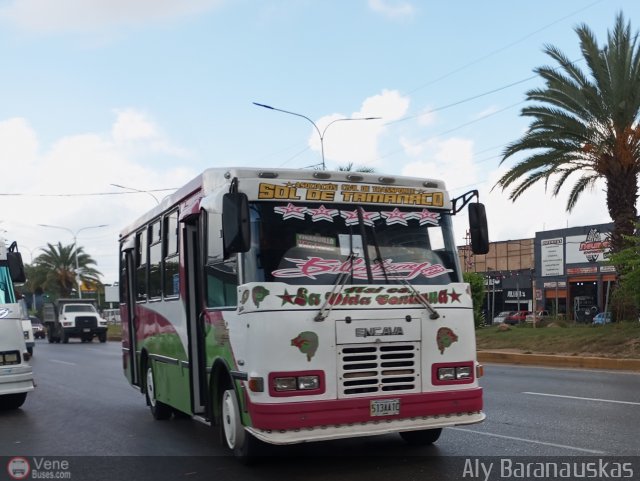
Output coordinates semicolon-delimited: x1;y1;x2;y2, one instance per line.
370;399;400;417
83;328;90;333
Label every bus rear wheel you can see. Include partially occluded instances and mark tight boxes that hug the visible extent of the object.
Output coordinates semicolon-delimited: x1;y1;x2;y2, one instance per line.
221;389;261;462
145;363;172;420
399;428;442;446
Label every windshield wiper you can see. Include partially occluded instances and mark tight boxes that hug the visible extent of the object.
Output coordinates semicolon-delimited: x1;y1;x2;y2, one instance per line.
314;228;356;322
361;207;389;284
400;279;440;320
363;207;439;320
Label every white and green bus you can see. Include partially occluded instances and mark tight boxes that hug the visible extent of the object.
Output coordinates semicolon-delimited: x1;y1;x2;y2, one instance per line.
119;168;489;460
0;239;34;410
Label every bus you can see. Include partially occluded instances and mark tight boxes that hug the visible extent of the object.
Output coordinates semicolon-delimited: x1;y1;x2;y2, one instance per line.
0;239;34;410
119;167;489;459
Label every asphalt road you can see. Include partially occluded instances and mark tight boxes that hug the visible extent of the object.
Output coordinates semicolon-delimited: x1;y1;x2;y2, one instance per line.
1;340;638;480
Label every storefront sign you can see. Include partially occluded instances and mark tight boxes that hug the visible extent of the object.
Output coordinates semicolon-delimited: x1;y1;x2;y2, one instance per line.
566;266;598;275
541;237;564;277
566;228;611;264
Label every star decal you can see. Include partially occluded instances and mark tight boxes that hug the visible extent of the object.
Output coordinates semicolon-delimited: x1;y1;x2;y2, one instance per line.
307;205;339;222
408;209;441;226
274;203;307;220
381;208;409;226
340;209;380;226
448;289;461;303
278;289;296;305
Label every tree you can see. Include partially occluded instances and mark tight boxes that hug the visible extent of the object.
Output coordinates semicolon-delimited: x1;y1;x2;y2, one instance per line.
495;13;640;254
31;242;102;298
336;163;376;172
607;228;640;318
463;272;486;328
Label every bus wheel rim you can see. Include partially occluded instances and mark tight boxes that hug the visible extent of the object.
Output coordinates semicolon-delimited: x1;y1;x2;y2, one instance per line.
222;391;237;449
147;367;156;407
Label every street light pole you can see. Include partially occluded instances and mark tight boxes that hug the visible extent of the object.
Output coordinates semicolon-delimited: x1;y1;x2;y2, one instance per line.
110;184;160;205
38;224;108;299
253;102;381;170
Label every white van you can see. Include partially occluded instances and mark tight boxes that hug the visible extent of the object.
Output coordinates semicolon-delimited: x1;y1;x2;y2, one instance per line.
0;239;34;410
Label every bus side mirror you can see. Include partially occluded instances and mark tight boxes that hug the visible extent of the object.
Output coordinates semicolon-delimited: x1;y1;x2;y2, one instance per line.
7;252;26;283
469;203;489;255
222;193;251;255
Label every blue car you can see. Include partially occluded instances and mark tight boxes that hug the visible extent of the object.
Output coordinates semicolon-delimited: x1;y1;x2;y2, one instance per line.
592;312;612;325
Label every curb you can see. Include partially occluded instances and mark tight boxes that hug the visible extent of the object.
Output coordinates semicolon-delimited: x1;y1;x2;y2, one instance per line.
478;351;640;372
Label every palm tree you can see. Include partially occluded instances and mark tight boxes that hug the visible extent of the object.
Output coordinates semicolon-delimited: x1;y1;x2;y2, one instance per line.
31;242;102;298
337;162;376;172
495;13;640;253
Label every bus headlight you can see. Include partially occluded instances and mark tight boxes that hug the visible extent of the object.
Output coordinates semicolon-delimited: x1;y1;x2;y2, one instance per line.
297;375;320;390
273;377;297;392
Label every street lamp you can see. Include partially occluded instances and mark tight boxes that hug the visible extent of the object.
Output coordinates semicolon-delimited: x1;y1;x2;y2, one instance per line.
38;224;108;299
110;183;160;205
253;102;381;170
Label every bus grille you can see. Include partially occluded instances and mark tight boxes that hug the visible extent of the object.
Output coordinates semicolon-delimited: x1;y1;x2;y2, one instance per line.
338;342;420;398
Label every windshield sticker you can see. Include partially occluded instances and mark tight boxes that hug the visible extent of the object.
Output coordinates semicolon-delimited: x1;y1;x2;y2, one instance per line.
338;234;364;257
274;203;307;220
296;234;336;251
306;205;339;222
272;256;453;280
381;208;410;226
272;205;440;226
408;209;441;226
291;331;319;361
340;209;380;226
436;327;458;354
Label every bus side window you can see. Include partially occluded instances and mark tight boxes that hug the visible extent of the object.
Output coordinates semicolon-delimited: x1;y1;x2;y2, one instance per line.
135;229;148;302
205;256;237;308
205;212;237;308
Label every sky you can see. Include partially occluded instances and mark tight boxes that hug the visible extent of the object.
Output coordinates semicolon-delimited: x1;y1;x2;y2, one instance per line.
0;0;638;285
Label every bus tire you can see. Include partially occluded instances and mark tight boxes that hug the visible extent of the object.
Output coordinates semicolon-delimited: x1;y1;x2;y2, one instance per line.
0;392;27;410
221;389;261;462
399;428;442;446
145;363;172;420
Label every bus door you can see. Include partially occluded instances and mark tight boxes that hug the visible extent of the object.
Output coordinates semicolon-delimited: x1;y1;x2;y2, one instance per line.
121;246;140;387
183;218;207;415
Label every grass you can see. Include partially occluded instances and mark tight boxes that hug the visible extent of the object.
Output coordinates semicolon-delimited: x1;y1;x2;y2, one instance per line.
476;321;640;359
107;323;122;339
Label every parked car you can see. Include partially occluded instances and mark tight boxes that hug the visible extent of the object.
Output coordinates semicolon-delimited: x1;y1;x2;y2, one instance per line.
493;311;515;324
525;310;550;323
592;312;612;325
30;316;46;339
504;310;532;325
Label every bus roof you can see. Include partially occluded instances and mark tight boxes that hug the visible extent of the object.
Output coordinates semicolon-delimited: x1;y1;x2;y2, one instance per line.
119;167;450;239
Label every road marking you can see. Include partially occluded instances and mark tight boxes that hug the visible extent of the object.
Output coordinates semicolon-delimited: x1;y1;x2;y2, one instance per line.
449;427;606;454
50;359;76;366
523;391;640;406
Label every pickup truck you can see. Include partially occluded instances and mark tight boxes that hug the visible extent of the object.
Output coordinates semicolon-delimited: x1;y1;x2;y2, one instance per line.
43;299;108;343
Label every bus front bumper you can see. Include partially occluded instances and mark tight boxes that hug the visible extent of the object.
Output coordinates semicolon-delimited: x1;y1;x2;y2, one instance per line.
246;387;484;445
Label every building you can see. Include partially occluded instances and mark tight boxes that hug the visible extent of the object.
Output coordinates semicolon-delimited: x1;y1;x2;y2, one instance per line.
459;222;614;322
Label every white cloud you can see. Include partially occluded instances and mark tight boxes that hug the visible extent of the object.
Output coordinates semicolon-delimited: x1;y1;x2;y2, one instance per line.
309;89;409;168
368;0;415;19
0;0;225;33
401;137;476;187
0;111;196;283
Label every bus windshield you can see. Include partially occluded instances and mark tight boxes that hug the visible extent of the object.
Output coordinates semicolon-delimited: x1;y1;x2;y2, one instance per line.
243;202;461;286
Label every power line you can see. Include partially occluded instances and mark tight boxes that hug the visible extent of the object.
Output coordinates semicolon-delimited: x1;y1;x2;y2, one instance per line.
404;0;604;96
0;188;176;198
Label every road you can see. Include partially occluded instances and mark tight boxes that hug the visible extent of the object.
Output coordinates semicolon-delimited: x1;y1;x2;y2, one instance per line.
1;340;638;480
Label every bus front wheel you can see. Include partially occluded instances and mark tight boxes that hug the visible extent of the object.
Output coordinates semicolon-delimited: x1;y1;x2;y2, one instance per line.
145;363;172;420
399;428;442;446
221;389;261;462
